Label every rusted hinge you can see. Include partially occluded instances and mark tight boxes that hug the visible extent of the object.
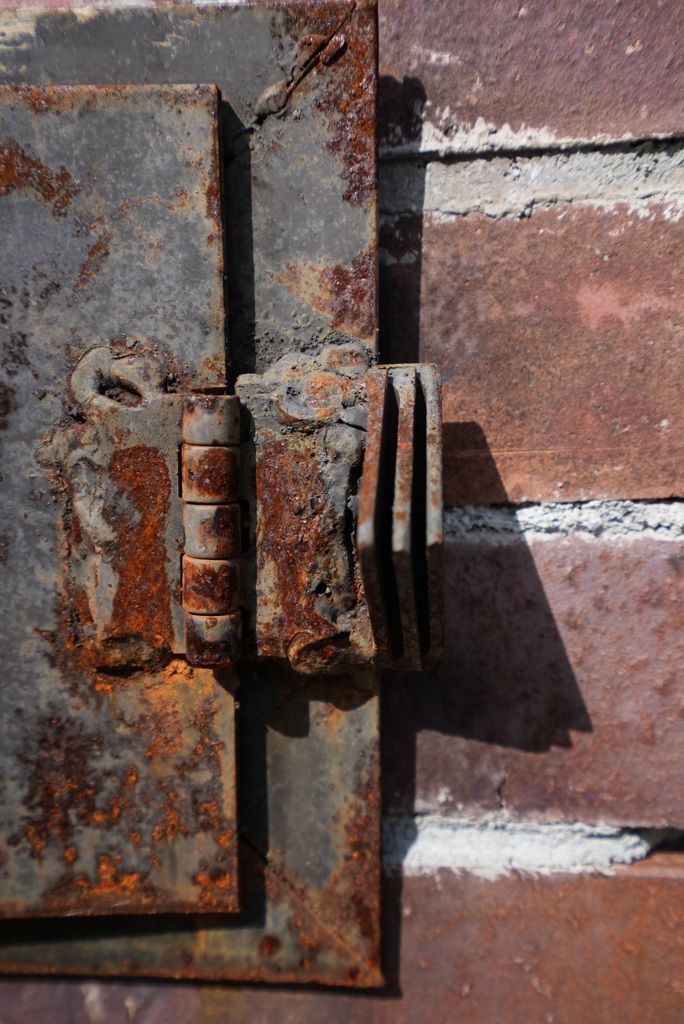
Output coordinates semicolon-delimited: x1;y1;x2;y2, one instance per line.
56;343;442;675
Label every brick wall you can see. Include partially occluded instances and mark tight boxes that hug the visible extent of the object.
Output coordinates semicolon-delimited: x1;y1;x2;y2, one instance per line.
1;1;683;1020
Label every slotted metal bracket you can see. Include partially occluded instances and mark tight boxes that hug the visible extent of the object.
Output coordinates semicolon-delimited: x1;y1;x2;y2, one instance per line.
358;364;444;670
60;344;443;677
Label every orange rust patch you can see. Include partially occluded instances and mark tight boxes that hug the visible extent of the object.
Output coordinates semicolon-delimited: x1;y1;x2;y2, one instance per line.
320;248;377;339
259;934;282;957
47;853;161;907
317;749;381;973
73;233;112;291
0;138;79;215
255;438;343;659
276;247;376;341
104;445;174;652
152;799;182;843
140;691;184;762
182;445;240;502
16;716;102;858
192;867;234;905
205;163;221;228
313;4;377;206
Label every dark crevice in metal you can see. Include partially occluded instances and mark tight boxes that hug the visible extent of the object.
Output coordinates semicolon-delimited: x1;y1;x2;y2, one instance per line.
411;372;429;656
96;377;143;407
342;452;364;618
375;376;403;661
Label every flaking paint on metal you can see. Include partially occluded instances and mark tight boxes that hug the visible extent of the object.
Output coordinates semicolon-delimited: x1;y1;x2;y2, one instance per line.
0;83;225;387
0;4;378;374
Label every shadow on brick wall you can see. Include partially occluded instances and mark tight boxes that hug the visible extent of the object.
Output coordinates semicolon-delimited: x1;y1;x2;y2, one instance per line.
378;437;594;990
377;75;592;994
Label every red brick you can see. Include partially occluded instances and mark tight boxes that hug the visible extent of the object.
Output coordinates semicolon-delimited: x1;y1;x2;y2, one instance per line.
385;206;684;504
383;534;684;824
379;0;684;150
3;867;684;1022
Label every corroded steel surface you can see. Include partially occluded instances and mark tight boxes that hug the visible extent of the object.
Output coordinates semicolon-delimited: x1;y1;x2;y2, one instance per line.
182;556;241;616
0;670;382;986
391;367;421;667
0;1;382;987
182;395;241;448
57;385;185;664
237;350;442;676
0;2;378;376
237;344;377;676
183;503;241;560
181;445;241;504
0;84;224;385
0;83;239;916
180;396;243;665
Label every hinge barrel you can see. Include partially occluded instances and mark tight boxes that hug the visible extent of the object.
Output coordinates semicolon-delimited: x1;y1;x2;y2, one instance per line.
181;396;243;666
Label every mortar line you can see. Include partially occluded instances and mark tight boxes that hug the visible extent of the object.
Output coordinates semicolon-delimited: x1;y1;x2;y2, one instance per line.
379;133;684;167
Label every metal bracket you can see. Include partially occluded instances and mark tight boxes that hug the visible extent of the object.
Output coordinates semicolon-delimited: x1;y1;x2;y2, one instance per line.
237;344;444;674
58;343;442;675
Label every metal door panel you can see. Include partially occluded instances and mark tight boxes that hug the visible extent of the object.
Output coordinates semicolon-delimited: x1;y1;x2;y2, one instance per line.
0;2;381;986
0;670;380;986
0;83;238;916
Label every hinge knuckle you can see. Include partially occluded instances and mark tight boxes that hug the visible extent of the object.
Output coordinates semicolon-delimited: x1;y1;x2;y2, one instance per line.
185;611;243;667
180;444;241;504
182;503;241;560
181;395;243;666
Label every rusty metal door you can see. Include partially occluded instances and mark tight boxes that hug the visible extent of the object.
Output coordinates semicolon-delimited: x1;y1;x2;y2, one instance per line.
0;1;384;987
0;81;239;918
